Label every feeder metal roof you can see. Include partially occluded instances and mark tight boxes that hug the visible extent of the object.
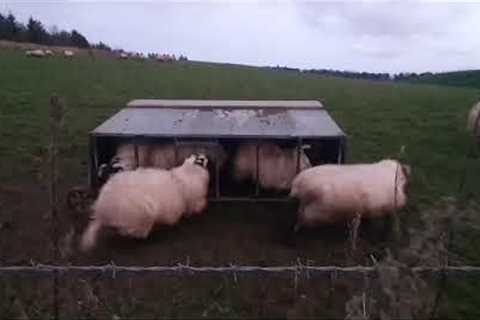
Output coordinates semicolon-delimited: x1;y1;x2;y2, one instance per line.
91;99;345;139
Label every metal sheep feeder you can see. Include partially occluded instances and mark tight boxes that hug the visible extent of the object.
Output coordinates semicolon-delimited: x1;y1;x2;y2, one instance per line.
67;99;346;209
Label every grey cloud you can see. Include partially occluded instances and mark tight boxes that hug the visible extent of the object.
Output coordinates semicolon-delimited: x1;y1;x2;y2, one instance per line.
3;1;480;73
296;2;474;38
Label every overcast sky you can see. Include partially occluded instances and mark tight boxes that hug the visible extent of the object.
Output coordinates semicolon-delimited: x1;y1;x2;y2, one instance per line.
3;1;480;73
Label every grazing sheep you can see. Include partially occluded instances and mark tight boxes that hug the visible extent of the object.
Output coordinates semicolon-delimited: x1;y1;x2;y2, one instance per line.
98;142;227;181
290;159;410;231
63;50;75;58
233;142;312;191
25;49;45;58
80;154;210;252
45;49;54;56
467;101;480;141
113;143;152;169
174;143;227;169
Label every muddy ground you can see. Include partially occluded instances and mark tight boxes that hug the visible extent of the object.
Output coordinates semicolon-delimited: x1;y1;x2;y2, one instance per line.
0;179;402;319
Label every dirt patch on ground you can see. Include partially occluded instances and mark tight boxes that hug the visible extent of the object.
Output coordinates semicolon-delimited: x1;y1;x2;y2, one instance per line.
0;180;398;317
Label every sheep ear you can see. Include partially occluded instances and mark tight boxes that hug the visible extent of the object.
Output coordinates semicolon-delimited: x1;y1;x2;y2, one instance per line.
185;155;196;164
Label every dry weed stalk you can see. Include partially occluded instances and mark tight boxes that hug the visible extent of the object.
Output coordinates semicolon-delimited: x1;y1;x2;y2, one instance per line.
345;198;480;320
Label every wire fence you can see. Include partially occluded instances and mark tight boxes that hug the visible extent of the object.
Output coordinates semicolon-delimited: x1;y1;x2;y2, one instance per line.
1;264;480;279
2;95;480;319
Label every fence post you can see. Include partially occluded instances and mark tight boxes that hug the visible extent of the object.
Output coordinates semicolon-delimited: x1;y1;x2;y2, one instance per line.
49;94;64;320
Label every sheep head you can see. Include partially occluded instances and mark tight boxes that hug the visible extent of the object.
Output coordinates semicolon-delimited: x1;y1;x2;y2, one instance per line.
194;153;209;168
184;153;209;168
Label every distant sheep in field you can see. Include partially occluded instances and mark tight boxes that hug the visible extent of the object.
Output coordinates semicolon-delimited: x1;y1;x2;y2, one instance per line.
25;49;45;58
98;142;227;181
119;52;129;59
289;159;410;231
233;142;312;191
467;100;480;142
45;49;54;56
156;53;176;62
80;154;210;252
63;50;75;58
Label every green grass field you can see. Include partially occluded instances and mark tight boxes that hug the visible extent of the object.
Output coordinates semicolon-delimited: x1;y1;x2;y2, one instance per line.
1;48;480;318
2;49;479;199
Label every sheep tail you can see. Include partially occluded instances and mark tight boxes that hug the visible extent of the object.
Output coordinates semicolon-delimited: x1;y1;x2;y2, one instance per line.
79;220;101;252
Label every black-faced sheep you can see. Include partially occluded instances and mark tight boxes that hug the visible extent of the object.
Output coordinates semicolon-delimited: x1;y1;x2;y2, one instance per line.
80;154;210;252
233;142;312;191
290;159;410;231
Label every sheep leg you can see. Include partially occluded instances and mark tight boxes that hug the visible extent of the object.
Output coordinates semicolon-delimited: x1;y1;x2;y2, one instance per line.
349;212;362;252
79;220;102;252
293;203;305;233
118;215;155;239
293;221;302;233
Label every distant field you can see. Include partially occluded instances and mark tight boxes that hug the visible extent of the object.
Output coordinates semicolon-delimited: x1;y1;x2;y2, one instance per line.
405;70;480;90
1;47;480;318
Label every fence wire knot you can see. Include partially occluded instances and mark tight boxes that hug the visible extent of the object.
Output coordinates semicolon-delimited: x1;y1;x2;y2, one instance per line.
229;263;238;283
109;261;117;279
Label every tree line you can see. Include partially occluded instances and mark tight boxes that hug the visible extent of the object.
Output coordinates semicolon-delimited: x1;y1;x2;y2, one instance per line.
303;68;391;81
269;66;393;81
0;12;111;51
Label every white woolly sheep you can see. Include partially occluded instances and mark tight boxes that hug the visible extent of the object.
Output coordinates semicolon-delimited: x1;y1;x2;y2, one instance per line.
111;143;152;170
25;49;45;58
233;142;312;191
467;100;480;142
63;50;75;58
45;49;54;56
289;159;410;231
101;142;227;177
80;154;210;252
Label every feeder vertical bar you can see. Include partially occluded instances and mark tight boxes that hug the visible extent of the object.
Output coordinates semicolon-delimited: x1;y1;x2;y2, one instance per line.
134;139;139;169
255;141;260;197
337;138;344;164
296;138;302;174
215;139;220;199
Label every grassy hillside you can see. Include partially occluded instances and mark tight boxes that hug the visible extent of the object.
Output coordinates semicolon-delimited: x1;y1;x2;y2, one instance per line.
1;48;480;318
405;70;480;90
1;49;479;201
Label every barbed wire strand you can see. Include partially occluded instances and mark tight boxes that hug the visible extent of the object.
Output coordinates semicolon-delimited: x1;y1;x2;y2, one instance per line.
1;264;480;278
